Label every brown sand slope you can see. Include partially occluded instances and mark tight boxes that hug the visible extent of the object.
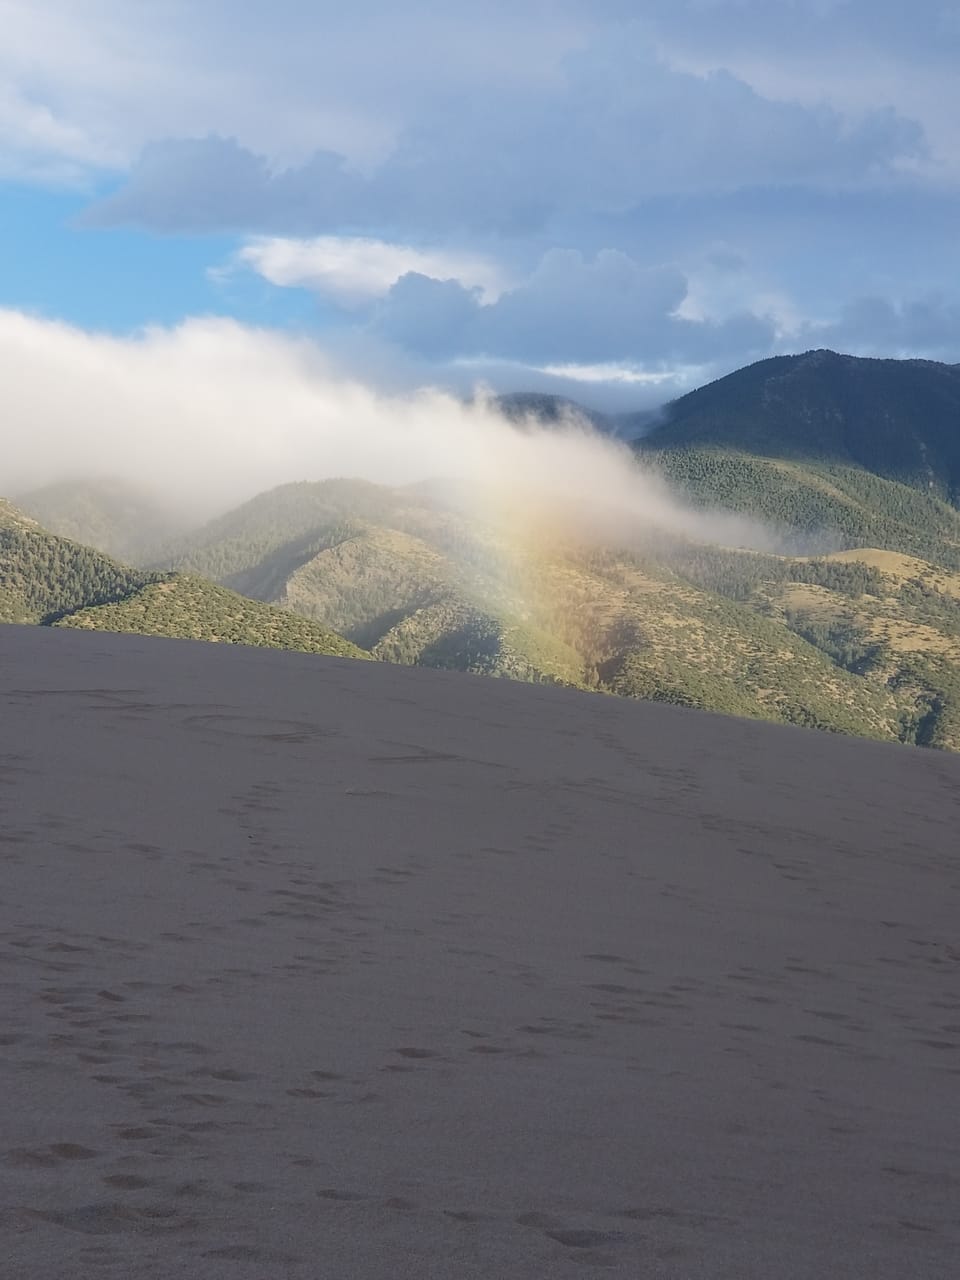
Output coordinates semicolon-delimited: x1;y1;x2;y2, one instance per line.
1;625;959;1279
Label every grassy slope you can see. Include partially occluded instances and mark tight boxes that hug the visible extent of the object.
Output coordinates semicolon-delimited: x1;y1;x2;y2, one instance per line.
765;550;960;751
154;481;931;744
18;470;953;747
158;480;584;687
57;574;370;660
628;353;960;746
1;499;365;663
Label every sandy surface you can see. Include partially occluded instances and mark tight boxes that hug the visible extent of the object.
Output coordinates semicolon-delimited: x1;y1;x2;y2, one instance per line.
1;624;959;1279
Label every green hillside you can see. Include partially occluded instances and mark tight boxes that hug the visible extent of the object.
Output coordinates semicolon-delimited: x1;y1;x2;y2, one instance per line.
1;499;365;663
638;350;960;570
157;478;413;586
642;448;960;568
160;481;585;686
664;542;960;750
9;350;960;751
57;574;370;660
0;498;158;624
152;478;960;750
644;349;960;501
625;352;960;746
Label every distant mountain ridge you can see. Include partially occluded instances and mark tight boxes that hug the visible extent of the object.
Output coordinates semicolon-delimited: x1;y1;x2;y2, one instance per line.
0;498;365;660
645;349;960;501
494;392;655;439
14;477;188;563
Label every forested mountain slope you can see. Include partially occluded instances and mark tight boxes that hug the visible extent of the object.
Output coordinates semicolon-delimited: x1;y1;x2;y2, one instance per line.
0;498;157;624
641;449;960;568
9;349;960;750
643;349;960;500
0;500;366;662
58;574;369;660
154;478;960;750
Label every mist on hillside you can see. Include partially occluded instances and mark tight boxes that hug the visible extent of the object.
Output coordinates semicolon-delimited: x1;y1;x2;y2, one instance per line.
1;307;778;556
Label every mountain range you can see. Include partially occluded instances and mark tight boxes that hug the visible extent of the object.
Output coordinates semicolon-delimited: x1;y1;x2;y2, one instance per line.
649;348;960;497
0;499;366;660
6;349;960;751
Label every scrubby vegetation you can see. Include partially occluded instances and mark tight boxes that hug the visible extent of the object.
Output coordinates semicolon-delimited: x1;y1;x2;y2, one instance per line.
140;475;959;748
643;449;960;568
0;500;159;624
57;574;369;659
643;348;960;501
7;350;960;751
1;500;365;662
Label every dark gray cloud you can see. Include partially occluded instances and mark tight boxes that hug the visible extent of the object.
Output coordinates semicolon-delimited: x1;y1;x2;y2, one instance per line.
583;0;960;66
83;139;360;234
86;34;923;238
372;250;777;367
5;0;959;386
805;295;960;361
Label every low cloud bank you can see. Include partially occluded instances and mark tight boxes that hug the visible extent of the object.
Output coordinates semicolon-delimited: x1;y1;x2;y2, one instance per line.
0;308;772;553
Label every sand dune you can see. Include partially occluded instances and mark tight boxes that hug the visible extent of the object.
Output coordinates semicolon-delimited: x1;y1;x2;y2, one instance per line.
1;624;959;1278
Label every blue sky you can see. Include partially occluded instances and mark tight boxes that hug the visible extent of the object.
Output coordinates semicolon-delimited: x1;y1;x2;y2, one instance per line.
2;0;959;412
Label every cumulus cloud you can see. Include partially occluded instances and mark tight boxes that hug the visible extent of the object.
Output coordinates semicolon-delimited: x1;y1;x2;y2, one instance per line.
372;249;777;366
0;1;584;183
629;0;958;178
597;0;957;64
0;0;949;198
1;1;955;385
81;138;359;232
229;235;506;306
215;237;779;369
0;83;122;183
0;307;770;556
84;48;923;237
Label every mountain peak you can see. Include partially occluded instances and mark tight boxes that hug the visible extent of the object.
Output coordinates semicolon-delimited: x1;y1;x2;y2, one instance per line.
643;350;960;501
